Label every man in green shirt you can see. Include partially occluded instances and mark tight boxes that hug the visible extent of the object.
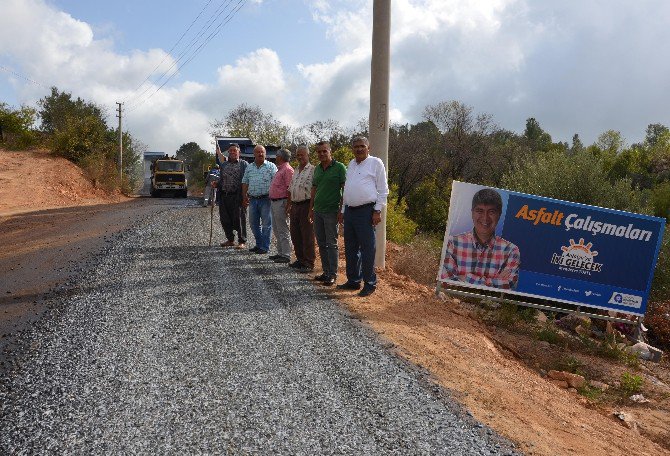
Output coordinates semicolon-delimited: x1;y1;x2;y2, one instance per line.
309;141;347;286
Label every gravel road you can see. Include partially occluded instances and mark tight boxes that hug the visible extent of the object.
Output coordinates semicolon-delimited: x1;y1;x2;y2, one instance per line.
0;199;519;455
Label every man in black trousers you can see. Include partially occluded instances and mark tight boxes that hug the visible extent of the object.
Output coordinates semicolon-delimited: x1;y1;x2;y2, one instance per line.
212;143;248;248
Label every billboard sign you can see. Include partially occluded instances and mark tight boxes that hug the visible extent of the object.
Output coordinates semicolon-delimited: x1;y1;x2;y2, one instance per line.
437;181;666;316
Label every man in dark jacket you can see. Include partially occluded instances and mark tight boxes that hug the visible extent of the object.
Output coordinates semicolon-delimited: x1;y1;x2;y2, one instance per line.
212;144;248;248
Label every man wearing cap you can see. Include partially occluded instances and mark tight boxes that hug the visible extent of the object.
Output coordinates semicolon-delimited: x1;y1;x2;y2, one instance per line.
337;136;389;297
213;144;248;248
310;141;347;286
242;145;277;254
286;145;316;273
268;148;294;263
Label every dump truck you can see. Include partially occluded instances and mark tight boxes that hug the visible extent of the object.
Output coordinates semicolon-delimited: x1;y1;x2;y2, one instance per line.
150;156;188;198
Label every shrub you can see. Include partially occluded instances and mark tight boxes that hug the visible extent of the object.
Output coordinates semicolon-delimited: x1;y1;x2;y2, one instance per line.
0;103;39;149
391;233;442;285
386;185;417;244
619;372;644;396
645;300;670;350
651;182;670;221
406;176;451;233
501;149;648;213
536;324;563;345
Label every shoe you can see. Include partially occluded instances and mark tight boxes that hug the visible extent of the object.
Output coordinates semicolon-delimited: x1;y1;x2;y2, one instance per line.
322;276;336;286
337;281;361;290
269;254;282;260
220;240;235;247
297;266;314;273
274;256;290;263
313;273;328;281
289;260;303;268
255;249;268;254
249;246;260;252
358;285;376;297
236;243;246;249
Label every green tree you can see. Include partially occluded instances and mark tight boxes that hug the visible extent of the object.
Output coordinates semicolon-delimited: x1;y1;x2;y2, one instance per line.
501;149;647;213
406;176;452;233
176;141;213;188
209;103;290;146
0;103;38;148
645;123;669;147
386;185;418;244
524;117;552;152
570;133;584;155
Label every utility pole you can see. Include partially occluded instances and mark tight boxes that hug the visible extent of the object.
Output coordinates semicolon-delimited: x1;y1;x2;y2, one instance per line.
370;0;391;269
116;102;123;185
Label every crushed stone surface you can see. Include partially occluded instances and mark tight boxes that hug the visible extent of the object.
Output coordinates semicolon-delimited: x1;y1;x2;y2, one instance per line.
0;199;519;455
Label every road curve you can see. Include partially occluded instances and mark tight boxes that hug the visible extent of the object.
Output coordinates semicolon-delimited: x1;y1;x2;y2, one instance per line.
1;199;518;455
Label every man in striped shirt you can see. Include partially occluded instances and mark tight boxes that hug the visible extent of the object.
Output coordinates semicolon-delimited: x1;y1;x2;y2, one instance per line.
441;188;520;290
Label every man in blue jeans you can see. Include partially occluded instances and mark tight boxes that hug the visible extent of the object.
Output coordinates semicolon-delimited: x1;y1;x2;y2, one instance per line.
338;136;389;297
242;145;277;254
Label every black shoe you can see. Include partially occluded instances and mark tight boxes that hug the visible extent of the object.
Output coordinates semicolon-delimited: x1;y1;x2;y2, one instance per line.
289;260;303;268
322;276;336;286
313;274;328;281
269;254;282;260
297;266;314;273
249;246;260;252
337;281;361;290
358;285;376;297
274;256;290;263
255;249;268;254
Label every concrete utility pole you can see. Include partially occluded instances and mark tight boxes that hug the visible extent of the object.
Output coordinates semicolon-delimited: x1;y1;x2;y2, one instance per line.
370;0;391;269
116;102;123;184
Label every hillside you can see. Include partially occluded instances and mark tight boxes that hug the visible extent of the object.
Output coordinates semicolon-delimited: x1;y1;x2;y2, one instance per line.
0;149;128;217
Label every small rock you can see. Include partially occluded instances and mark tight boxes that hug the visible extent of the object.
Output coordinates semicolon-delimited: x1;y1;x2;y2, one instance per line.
547;370;586;389
550;379;569;389
625;342;664;362
535;311;548;323
629;394;650;404
614;411;638;432
575;325;590;337
568;387;578;393
590;380;610;391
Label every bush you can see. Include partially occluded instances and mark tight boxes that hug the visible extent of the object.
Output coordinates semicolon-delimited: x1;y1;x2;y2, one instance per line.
391;233;442;285
501;149;648;213
651;182;670;221
646;300;670;350
406;176;451;232
386;185;417;244
0;103;39;149
619;372;644;396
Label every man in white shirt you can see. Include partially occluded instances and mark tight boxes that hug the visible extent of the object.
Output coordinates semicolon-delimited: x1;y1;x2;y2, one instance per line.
337;136;389;297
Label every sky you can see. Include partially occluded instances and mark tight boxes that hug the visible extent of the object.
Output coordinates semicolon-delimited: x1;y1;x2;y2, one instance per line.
2;0;670;153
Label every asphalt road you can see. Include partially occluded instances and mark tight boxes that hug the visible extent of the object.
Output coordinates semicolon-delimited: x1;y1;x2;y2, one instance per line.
0;198;519;454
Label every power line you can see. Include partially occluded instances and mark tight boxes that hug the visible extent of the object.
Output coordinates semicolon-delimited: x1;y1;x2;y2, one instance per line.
125;0;239;110
126;0;217;98
125;0;246;113
0;64;50;90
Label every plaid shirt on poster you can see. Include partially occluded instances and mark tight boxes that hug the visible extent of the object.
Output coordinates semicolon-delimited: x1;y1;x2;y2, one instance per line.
440;230;520;290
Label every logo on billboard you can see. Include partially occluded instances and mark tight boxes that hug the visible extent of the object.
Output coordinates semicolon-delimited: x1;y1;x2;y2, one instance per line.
608;292;642;309
551;238;603;275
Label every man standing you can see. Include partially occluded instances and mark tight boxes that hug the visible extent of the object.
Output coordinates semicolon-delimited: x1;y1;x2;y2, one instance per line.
338;136;389;297
213;145;248;248
286;145;316;273
242;145;277;254
268;149;294;263
310;141;347;286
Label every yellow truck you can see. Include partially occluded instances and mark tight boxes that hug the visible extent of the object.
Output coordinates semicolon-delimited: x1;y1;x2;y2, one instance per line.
150;157;188;198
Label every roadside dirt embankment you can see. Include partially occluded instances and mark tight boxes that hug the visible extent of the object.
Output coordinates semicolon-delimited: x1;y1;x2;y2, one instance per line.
0;149;128;218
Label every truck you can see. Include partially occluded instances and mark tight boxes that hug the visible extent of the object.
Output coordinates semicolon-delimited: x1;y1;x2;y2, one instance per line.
150;156;188;198
214;136;279;164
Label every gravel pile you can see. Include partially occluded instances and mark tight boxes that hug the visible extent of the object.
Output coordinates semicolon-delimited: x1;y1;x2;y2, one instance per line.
1;200;519;454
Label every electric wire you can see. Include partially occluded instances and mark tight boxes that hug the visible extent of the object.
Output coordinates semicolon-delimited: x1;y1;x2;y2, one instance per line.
125;0;246;114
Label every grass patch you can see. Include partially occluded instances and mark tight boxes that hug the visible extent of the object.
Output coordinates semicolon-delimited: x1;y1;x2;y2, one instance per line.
536;324;564;345
554;355;585;376
619;372;644;396
578;384;604;401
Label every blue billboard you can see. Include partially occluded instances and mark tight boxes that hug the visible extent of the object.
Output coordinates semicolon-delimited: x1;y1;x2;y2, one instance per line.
437;181;666;316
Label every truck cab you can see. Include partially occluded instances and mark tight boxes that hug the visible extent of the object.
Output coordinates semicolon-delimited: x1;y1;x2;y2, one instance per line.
215;136;278;164
150;157;188;198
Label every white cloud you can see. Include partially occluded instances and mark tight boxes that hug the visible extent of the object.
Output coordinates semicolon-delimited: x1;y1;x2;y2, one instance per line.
3;0;670;151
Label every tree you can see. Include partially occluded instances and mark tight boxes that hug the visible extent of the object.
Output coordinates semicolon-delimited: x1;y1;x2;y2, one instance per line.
523;117;552;152
388;121;445;203
38;87;106;134
209;103;291;146
0;103;38;148
645;123;669;147
570;133;584;154
406;175;452;233
501;149;646;213
176;141;213;188
422;100;496;181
